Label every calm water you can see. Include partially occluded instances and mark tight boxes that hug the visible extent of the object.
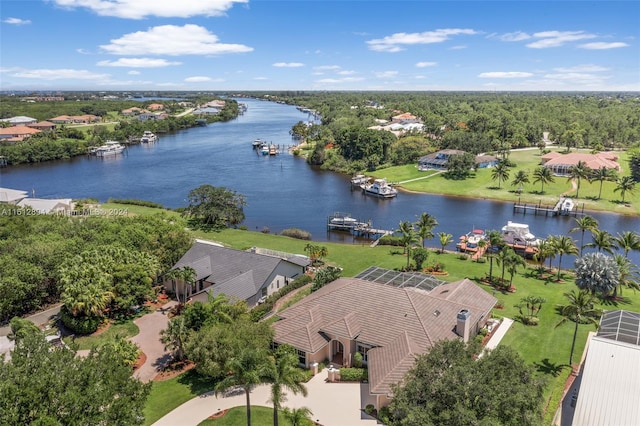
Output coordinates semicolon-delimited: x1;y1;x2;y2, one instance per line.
1;98;639;266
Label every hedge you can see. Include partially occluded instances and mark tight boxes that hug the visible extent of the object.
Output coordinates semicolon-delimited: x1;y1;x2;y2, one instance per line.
339;368;368;382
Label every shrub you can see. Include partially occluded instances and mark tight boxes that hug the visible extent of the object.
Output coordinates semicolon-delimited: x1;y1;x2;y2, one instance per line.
339;368;368;382
523;316;539;326
377;235;403;246
378;406;391;423
261;226;270;234
364;404;376;415
60;306;101;335
494;299;505;309
458;254;469;260
476;257;487;263
353;352;363;368
238;225;248;231
106;198;164;208
280;228;312;240
479;328;488;336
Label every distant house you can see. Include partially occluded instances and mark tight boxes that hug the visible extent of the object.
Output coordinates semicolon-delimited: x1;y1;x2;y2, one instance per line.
391;112;420;123
28;121;57;132
0;187;29;204
418;150;497;171
164;240;310;306
147;103;164;111
121;107;143;116
273;273;496;409
0;126;41;142
571;310;640;426
16;198;74;214
541;151;620;176
0;116;37;126
193;107;220;116
49;115;98;124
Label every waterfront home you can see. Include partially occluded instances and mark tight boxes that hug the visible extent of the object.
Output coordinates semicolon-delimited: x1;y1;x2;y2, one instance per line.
164;240;309;306
418;150;498;171
272;273;496;409
121;107;143;116
49;114;99;124
27;121;57;132
0;116;37;126
0;126;41;142
541;151;620;176
0;187;29;204
571;310;640;426
16;198;74;214
147;103;164;111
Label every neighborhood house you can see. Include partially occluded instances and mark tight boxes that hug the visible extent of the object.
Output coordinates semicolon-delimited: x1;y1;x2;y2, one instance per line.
272;272;497;409
541;151;620;176
418;149;498;171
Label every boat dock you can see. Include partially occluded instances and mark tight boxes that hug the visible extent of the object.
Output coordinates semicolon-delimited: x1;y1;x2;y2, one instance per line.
513;197;583;217
327;212;394;242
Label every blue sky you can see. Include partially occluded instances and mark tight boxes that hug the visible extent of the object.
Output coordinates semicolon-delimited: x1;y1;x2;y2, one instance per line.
1;1;638;91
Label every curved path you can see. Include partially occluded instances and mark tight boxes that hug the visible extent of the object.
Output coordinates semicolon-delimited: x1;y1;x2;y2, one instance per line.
153;372;377;426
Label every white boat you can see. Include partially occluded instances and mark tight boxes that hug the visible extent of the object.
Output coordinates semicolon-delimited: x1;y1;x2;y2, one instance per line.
140;131;157;143
260;144;269;155
94;141;125;157
330;216;359;226
560;198;574;215
501;221;541;247
361;178;398;198
464;229;486;248
252;138;264;148
350;174;369;187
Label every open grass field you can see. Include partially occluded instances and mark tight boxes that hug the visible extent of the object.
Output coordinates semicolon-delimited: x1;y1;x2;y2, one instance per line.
375;148;640;215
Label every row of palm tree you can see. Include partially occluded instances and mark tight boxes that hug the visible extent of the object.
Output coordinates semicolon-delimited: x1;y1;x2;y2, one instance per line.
569;215;640;257
491;159;636;202
397;212;439;269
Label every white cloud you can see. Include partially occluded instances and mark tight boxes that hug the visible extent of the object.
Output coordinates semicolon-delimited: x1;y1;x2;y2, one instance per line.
3;17;31;25
415;62;437;68
367;28;477;52
499;31;531;42
478;72;534;78
543;72;610;86
51;0;247;19
337;70;357;75
553;64;609;73
7;68;110;80
314;65;341;71
450;45;467;50
316;77;365;84
76;48;91;55
98;78;152;86
156;82;185;87
272;62;305;68
254;77;268;80
97;58;181;67
127;70;141;75
374;71;398;79
184;76;212;82
415;75;426;79
579;42;629;50
100;25;253;56
526;31;597;48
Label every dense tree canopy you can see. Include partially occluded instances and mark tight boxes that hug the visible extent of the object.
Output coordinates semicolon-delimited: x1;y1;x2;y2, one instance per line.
389;339;545;426
185;184;247;228
0;333;150;425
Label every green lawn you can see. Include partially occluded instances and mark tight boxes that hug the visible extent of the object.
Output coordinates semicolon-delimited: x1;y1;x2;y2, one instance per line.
143;369;214;426
66;320;139;350
198;406;296;426
375;148;640;215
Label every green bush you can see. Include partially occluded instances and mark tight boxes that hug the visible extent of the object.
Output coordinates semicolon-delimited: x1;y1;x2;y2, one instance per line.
353;352;363;368
378;406;391;423
476;257;487;263
107;198;164;208
281;228;312;240
377;235;403;246
364;404;376;415
339;368;368;382
60;306;101;335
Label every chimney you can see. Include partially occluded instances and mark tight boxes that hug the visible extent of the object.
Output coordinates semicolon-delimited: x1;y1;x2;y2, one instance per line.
456;309;471;342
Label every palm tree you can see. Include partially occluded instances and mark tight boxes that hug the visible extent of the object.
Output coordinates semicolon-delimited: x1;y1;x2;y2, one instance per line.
495;247;517;286
614;176;636;203
437;232;453;254
415;212;438;248
589;166;617;199
267;346;308;426
552;235;578;281
569;215;599;256
397;221;419;269
614;231;640;258
614;254;640;296
506;253;527;290
160;316;189;362
585;229;615;254
214;347;271;426
491;161;511;189
567;160;590;198
476;238;488;263
165;266;197;304
510;170;530;190
533;238;554;274
556;290;601;365
485;230;504;282
532;166;555;194
282;407;314;426
575;252;620;296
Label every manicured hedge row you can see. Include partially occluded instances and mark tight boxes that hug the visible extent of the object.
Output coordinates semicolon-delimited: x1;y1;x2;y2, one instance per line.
339;367;368;382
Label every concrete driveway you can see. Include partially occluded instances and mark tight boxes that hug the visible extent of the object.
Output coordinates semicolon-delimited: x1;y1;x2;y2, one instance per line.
130;301;177;382
153;370;379;426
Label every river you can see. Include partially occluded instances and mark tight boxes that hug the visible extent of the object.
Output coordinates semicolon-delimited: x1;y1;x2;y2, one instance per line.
1;98;639;266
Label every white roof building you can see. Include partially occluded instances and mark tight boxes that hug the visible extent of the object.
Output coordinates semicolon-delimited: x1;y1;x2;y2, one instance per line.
0;187;29;204
0;116;37;126
16;198;74;214
572;310;640;426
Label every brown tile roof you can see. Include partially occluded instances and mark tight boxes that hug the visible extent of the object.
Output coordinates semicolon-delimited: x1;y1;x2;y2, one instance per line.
0;126;41;135
273;277;496;395
543;152;620;170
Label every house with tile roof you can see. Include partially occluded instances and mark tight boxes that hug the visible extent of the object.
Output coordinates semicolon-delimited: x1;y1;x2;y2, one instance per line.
28;121;57;131
0;126;42;142
541;151;620;176
164;240;309;306
272;276;496;409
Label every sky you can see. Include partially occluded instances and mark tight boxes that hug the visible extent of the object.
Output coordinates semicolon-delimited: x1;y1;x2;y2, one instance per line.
1;0;639;92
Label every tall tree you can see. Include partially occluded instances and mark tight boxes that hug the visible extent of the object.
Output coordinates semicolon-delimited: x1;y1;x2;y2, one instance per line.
567;160;590;198
614;231;640;258
569;215;599;256
160;316;190;362
589;166;616;199
185;184;247;228
532;166;555;194
614;176;636;203
491;160;511;189
437;232;453;254
574;252;621;296
266;345;309;426
510;170;530;190
614;254;640;296
415;212;438;248
552;235;579;281
485;230;504;282
397;221;419;269
556;290;601;365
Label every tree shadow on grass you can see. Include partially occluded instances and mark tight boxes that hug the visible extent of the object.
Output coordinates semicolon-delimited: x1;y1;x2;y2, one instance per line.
486;186;501;191
177;368;215;396
598;295;632;307
534;358;566;377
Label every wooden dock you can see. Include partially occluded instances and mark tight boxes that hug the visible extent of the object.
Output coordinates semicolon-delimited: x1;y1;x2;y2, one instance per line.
513;197;583;217
327;212;394;243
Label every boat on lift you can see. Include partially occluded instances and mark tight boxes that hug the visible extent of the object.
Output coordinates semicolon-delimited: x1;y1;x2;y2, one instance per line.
361;178;398;198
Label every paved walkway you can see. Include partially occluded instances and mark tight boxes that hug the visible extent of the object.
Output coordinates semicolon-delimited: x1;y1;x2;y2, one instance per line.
130;301;177;382
153;371;378;426
480;317;514;356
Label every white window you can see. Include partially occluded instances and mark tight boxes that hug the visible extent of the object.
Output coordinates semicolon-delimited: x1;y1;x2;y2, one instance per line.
356;342;373;364
296;349;306;366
